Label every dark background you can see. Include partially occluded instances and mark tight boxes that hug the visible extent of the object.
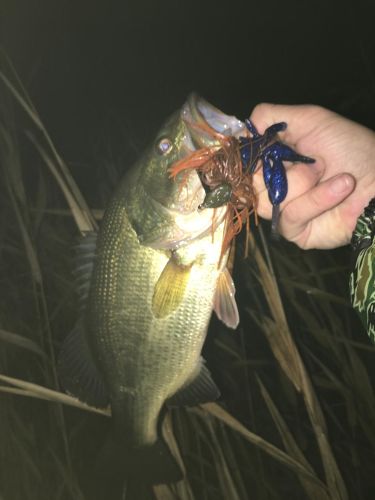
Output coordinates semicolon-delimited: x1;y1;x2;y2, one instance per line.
1;0;375;167
1;2;375;499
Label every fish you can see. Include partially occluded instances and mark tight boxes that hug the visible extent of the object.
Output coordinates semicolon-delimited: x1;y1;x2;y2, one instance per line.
58;93;243;485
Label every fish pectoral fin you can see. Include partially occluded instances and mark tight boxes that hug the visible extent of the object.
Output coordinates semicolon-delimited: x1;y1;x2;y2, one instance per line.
213;267;239;329
152;257;192;318
58;319;109;408
166;358;220;408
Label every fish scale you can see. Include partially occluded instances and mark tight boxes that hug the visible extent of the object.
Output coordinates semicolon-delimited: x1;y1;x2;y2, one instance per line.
59;95;241;483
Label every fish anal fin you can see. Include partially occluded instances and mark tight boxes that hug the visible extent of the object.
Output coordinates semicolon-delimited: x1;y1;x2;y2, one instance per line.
213;267;239;329
166;359;220;408
58;320;109;409
152;258;192;318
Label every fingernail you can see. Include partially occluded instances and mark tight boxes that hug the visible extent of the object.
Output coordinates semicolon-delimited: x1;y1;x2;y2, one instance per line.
330;175;352;194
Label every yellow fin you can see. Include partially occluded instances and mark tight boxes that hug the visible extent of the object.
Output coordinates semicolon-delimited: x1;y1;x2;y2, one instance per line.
152;258;192;318
213;268;239;329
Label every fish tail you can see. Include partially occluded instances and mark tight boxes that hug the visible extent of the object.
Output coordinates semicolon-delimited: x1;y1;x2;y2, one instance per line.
127;439;183;485
94;433;183;493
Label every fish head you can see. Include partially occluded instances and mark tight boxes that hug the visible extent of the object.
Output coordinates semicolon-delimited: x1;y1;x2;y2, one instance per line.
139;108;198;213
129;94;246;249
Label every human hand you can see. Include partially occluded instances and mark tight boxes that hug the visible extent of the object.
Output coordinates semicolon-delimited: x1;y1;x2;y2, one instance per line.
250;104;375;249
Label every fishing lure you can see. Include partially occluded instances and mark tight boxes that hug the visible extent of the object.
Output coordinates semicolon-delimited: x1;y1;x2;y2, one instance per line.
170;124;257;259
239;119;315;232
169;116;314;256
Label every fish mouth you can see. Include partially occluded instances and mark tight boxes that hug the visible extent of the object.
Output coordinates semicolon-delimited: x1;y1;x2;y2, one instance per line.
182;93;246;149
178;93;245;210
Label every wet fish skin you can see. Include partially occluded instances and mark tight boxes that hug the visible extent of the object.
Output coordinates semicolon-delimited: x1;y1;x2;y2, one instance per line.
86;101;228;460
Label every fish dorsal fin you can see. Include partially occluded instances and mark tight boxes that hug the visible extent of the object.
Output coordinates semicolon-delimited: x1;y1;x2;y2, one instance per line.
213;268;239;329
73;231;97;312
166;358;220;408
152;257;192;318
58;319;109;408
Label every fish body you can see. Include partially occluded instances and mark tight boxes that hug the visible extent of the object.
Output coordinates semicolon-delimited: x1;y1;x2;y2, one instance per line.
59;94;242;483
89;164;226;448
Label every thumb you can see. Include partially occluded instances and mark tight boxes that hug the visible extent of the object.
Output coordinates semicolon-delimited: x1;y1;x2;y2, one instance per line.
250;103;328;144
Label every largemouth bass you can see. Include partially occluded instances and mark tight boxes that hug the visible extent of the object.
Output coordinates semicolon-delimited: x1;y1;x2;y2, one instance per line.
59;94;244;484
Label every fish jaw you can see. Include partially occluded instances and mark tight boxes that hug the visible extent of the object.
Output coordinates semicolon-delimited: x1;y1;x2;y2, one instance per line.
182;93;246;149
164;93;246;244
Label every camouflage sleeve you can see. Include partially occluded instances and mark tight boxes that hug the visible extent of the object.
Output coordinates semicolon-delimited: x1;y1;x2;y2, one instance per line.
349;198;375;342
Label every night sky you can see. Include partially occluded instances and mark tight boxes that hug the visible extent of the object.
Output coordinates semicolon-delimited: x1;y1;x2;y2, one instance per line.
1;0;375;165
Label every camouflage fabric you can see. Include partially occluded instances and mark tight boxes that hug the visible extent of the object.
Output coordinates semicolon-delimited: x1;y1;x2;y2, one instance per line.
349;198;375;342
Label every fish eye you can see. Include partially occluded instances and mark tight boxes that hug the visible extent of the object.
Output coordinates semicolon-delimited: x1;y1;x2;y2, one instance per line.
157;137;173;155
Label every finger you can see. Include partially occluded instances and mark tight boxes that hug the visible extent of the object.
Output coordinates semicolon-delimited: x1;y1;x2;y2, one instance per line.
278;173;355;245
254;159;326;219
250;103;331;145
